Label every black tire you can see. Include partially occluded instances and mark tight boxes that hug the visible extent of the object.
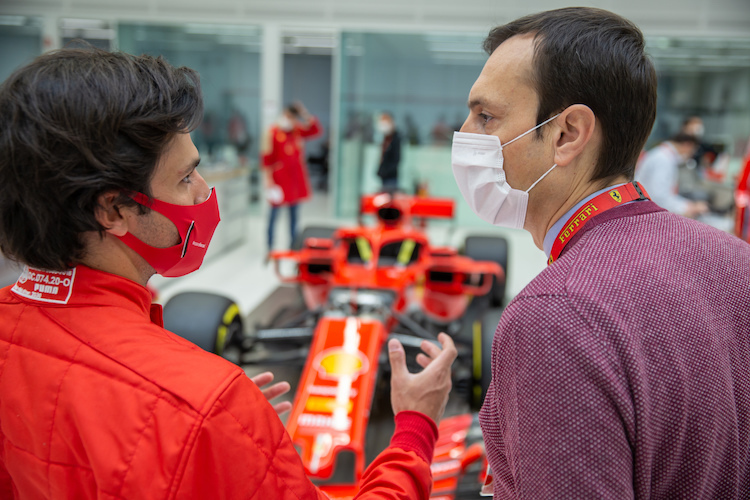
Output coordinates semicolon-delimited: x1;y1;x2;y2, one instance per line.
291;225;337;251
471;307;504;411
163;292;243;356
464;235;509;307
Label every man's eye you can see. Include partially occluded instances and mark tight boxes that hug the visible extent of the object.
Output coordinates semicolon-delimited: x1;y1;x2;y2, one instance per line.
182;173;192;184
479;113;493;124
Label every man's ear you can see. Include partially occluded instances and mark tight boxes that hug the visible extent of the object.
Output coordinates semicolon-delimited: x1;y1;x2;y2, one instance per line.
553;104;596;167
95;191;130;237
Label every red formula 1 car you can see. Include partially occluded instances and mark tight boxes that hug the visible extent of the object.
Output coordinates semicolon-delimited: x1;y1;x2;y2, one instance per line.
163;192;508;499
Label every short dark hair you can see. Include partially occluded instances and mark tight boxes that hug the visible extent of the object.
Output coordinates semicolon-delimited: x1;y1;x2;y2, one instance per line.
0;47;203;271
285;104;301;117
483;7;657;181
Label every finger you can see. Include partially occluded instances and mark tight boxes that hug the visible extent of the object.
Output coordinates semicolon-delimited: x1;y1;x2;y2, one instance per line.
438;333;458;361
420;339;443;360
262;381;291;401
251;371;274;388
427;333;457;369
416;353;431;369
273;401;292;415
388;339;408;380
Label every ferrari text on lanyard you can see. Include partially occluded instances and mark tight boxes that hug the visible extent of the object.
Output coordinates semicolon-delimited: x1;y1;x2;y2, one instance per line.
547;181;650;265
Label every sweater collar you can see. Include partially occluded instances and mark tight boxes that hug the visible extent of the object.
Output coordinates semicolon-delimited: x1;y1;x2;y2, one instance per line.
543;183;629;258
552;199;666;262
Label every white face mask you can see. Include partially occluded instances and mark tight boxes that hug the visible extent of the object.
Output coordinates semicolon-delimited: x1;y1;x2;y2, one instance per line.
451;114;560;229
278;115;293;131
378;120;394;135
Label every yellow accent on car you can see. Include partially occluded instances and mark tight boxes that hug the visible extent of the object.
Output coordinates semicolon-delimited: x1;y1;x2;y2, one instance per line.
397;239;416;265
215;303;240;354
355;236;372;262
473;320;482;381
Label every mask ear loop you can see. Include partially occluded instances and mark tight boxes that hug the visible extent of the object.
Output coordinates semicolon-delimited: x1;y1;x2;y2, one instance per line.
525;164;557;193
501;113;561;148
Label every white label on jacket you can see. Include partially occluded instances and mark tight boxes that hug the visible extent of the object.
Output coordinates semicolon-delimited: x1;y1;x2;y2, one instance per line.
11;267;76;304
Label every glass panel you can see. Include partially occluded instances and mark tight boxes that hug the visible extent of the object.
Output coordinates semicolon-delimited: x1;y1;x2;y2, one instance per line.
337;31;489;225
0;16;42;84
648;36;750;180
336;31;750;227
118;23;262;172
61;18;115;51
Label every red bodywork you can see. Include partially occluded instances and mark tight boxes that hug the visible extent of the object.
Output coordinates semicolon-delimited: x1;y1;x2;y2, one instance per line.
735;151;750;243
270;194;501;498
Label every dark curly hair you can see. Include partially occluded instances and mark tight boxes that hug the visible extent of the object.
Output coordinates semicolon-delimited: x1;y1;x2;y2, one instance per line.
0;47;203;271
484;7;657;182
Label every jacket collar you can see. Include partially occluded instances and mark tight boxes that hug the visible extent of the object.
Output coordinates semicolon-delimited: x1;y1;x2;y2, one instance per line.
10;264;161;325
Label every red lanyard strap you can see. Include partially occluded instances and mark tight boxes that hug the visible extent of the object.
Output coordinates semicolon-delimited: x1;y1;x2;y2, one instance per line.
548;182;650;265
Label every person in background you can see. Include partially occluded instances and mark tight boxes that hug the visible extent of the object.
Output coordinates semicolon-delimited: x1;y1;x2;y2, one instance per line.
680;115;719;170
453;7;750;498
0;48;458;499
262;102;320;252
635;133;710;217
377;111;402;190
681;115;705;140
228;108;252;167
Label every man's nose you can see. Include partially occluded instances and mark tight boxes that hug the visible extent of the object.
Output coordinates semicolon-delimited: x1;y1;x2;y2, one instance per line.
459;115;474;133
193;171;211;204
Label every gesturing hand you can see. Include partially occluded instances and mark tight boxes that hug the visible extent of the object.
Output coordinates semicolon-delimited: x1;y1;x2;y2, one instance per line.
251;371;292;415
388;333;457;425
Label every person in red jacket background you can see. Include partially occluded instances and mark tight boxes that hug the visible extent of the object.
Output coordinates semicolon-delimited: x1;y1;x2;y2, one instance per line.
262;101;321;252
0;47;456;499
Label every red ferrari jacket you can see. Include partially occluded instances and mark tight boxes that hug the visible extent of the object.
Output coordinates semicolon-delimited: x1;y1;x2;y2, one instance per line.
262;118;321;206
0;265;437;499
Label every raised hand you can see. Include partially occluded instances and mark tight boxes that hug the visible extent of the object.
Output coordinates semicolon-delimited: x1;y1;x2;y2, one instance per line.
387;333;457;425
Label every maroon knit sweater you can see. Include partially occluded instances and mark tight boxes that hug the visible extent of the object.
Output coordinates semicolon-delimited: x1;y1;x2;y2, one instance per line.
480;200;750;499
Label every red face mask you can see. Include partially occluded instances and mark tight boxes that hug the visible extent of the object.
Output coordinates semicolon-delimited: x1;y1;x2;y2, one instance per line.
117;188;221;277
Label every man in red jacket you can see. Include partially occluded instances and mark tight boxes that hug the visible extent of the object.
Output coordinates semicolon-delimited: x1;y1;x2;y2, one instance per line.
0;47;456;499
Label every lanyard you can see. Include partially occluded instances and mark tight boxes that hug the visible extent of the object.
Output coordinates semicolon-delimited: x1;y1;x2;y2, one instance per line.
547;181;650;265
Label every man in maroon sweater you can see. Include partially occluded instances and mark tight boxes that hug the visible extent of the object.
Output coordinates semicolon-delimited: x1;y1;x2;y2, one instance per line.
451;7;750;499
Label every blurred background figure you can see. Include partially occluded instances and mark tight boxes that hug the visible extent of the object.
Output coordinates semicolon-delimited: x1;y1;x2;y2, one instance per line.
376;111;401;190
430;114;451;145
404;113;421;146
635;133;710;218
228;108;252;167
261;101;322;252
680;115;719;170
306;137;330;192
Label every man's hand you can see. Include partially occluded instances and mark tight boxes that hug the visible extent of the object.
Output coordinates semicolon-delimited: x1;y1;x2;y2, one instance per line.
388;333;457;425
251;371;292;415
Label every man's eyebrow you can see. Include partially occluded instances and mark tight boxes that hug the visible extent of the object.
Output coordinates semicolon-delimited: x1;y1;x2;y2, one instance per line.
179;157;201;176
467;97;484;109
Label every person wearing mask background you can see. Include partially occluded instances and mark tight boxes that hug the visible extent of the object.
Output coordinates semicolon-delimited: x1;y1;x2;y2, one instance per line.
0;48;457;499
377;112;402;190
681;114;719;172
262;102;320;252
635;133;710;217
452;7;750;498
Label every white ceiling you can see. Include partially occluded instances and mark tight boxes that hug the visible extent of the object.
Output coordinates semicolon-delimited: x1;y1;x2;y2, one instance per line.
1;0;749;38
